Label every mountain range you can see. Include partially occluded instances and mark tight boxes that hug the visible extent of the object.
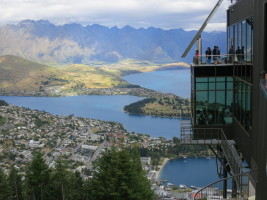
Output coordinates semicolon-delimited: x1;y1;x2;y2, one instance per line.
0;20;226;64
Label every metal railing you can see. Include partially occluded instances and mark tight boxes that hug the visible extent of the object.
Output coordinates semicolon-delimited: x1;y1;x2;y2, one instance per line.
221;131;243;176
192;54;250;66
193;171;256;200
180;128;222;145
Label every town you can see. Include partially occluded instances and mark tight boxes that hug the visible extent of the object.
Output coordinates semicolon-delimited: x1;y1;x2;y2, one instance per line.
0;103;173;177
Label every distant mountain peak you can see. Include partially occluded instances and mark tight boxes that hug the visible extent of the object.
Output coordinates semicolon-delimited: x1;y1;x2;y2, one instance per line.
18;19;52;26
122;25;135;30
0;20;226;64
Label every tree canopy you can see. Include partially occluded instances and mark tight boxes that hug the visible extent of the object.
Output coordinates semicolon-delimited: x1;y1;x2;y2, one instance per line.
0;149;156;200
85;147;156;200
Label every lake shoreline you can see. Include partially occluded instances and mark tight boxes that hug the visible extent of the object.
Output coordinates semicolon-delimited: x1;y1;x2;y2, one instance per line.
156;158;170;180
0;87;182;98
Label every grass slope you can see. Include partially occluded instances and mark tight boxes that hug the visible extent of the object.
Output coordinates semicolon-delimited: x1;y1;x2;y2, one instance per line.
0;55;59;91
0;55;189;92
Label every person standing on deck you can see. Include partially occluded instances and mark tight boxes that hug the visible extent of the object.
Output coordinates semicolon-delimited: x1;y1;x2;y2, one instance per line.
205;47;212;64
216;46;221;63
212;46;217;63
229;45;234;63
193;50;199;64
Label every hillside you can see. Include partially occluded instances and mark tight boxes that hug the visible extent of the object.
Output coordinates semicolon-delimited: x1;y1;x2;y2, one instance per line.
0;20;226;64
0;55;129;92
0;55;60;91
0;55;188;94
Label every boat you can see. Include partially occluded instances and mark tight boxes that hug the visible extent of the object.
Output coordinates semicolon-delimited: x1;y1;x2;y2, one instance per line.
190;185;197;190
179;184;187;189
167;183;175;187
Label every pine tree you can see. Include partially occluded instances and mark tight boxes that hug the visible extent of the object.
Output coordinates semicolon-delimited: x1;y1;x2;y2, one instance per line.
49;160;69;200
86;147;156;200
0;167;11;200
67;171;84;200
8;166;23;200
24;152;51;200
49;160;84;200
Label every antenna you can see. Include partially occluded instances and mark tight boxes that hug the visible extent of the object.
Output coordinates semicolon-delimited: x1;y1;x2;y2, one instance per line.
181;0;224;58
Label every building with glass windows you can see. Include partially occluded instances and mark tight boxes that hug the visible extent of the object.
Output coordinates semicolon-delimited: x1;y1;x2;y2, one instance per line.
181;0;267;199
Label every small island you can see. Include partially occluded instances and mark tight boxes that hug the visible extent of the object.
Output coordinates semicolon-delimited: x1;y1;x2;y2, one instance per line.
124;96;191;118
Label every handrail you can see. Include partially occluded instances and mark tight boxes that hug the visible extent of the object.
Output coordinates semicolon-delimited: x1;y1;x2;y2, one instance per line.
192;53;251;65
193;170;256;200
180;127;222;145
220;129;243;176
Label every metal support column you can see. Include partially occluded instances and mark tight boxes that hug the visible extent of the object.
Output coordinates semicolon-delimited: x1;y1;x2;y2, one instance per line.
223;158;228;199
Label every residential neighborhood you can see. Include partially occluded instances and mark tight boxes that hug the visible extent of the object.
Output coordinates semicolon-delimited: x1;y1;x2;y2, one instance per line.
0;104;173;177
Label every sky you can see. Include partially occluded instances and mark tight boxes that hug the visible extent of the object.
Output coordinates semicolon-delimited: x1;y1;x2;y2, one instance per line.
0;0;231;32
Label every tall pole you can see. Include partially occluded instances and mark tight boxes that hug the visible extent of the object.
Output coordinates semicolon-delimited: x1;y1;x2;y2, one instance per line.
181;0;224;58
223;158;228;198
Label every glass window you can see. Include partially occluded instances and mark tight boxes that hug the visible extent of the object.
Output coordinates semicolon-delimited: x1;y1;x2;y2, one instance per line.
209;82;215;90
217;82;226;90
196;82;208;90
233;78;252;130
196;78;208;83
246;17;253;62
209;77;215;82
242;21;246;62
194;76;233;125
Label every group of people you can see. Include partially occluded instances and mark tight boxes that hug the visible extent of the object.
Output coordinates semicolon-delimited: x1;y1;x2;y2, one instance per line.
193;46;221;64
229;45;245;63
205;46;221;64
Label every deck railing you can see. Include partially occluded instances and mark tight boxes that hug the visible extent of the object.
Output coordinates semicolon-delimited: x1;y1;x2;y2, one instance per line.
193;171;256;200
180;127;222;145
192;54;250;66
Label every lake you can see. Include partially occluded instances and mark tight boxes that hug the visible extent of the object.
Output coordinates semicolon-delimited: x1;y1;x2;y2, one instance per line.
159;158;218;187
124;69;190;98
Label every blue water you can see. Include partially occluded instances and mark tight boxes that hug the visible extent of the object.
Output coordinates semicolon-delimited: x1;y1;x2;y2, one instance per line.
0;95;180;139
123;69;190;98
159;158;219;187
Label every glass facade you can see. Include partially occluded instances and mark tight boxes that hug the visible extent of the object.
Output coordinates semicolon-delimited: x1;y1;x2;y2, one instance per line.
227;17;253;63
194;77;233;125
234;79;252;130
227;17;253;131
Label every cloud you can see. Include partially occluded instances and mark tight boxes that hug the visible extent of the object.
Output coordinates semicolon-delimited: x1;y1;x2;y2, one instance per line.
0;0;231;31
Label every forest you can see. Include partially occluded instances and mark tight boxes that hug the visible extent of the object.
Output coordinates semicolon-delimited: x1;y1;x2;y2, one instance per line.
0;148;156;200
